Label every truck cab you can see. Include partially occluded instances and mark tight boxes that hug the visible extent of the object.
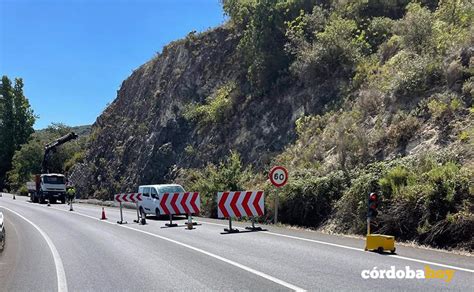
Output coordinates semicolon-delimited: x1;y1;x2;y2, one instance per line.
28;174;67;204
137;184;185;218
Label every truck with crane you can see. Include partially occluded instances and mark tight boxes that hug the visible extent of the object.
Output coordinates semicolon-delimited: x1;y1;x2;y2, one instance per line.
27;132;78;204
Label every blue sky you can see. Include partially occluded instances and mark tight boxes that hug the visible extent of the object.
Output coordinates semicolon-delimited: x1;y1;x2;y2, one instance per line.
0;0;225;129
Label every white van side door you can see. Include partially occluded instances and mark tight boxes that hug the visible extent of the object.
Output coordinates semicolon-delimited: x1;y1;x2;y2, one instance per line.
150;187;159;215
142;187;152;213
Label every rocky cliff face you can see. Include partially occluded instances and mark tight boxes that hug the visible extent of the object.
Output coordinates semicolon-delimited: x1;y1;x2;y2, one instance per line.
71;20;472;200
72;27;334;198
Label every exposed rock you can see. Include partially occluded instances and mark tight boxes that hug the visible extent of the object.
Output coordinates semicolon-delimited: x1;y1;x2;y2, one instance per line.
76;27;330;198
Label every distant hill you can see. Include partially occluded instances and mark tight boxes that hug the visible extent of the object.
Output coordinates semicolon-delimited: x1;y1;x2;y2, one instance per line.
36;124;92;138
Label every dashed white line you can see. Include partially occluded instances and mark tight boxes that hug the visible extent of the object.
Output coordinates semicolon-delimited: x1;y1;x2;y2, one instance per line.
0;206;68;292
10;198;474;274
65;204;474;273
45;204;306;291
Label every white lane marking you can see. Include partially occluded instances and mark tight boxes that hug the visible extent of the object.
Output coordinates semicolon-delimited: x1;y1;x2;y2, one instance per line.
192;220;474;273
118;225;306;291
0;206;68;292
261;231;364;252
45;202;474;274
388;255;474;273
258;232;474;273
48;205;305;291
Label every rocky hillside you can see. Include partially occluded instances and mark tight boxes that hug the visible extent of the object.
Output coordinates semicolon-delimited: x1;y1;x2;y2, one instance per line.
72;24;342;197
71;1;473;250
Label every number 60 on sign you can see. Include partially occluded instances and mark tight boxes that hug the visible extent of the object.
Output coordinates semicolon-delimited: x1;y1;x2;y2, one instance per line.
269;166;288;187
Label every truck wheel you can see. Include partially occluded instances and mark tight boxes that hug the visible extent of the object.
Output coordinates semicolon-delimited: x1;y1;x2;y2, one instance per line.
61;197;66;204
155;208;161;219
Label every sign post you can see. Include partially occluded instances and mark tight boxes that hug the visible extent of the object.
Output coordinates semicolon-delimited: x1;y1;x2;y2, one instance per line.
118;202;126;224
217;191;264;233
269;166;288;224
114;193;142;225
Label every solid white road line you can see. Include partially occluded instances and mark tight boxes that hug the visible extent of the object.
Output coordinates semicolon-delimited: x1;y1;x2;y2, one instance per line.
387;255;474;273
17;199;474;274
119;225;306;291
0;206;68;292
67;203;474;273
259;231;474;273
262;231;364;252
46;205;306;291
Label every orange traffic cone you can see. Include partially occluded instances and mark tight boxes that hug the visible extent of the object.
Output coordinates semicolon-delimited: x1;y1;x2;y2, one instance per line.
101;207;107;220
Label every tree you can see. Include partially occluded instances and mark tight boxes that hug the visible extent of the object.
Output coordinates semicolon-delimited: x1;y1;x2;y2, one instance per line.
222;0;318;93
0;76;36;189
6;139;42;190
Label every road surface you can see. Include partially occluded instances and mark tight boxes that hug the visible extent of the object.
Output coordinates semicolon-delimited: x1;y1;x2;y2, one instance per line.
0;193;472;291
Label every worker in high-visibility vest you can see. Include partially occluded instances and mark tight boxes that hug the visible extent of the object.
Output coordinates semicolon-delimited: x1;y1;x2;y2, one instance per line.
67;186;76;205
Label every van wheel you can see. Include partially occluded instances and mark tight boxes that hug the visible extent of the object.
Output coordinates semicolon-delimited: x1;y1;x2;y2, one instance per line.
155;208;160;218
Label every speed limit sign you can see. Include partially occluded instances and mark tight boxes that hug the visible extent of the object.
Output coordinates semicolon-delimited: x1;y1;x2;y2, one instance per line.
269;166;288;187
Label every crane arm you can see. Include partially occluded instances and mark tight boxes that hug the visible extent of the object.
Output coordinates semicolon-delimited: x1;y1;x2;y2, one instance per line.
41;132;79;173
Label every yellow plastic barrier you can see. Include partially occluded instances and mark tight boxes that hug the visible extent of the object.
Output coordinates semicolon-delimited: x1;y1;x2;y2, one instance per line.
365;234;396;253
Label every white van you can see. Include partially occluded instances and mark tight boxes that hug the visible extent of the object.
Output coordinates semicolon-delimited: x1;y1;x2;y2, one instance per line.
137;184;185;217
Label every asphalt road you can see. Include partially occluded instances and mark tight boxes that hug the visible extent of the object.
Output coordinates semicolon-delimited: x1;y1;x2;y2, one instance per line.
0;194;472;291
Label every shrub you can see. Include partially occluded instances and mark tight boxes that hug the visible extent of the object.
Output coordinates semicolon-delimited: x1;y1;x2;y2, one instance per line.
379;166;413;198
64;151;85;172
18;185;28;196
378;35;401;63
395;3;434;54
180;151;253;217
323;110;371;169
279;171;346;228
365;17;395;52
458;131;469;142
427;93;464;119
290;14;369;84
184;83;236;128
432;0;473;54
386;112;421;147
334;170;382;233
462;77;474;98
374;50;442;97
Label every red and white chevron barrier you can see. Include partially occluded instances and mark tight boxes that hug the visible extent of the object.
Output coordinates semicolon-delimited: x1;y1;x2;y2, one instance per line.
114;193;142;203
217;191;264;218
159;192;200;215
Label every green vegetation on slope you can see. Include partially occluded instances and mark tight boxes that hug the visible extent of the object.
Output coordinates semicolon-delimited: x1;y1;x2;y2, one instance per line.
178;0;473;250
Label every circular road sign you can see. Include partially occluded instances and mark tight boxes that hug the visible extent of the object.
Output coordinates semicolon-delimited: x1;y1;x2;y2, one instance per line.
269;166;288;187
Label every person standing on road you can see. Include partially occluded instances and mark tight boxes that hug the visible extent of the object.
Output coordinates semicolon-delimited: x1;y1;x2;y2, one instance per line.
67;186;76;205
